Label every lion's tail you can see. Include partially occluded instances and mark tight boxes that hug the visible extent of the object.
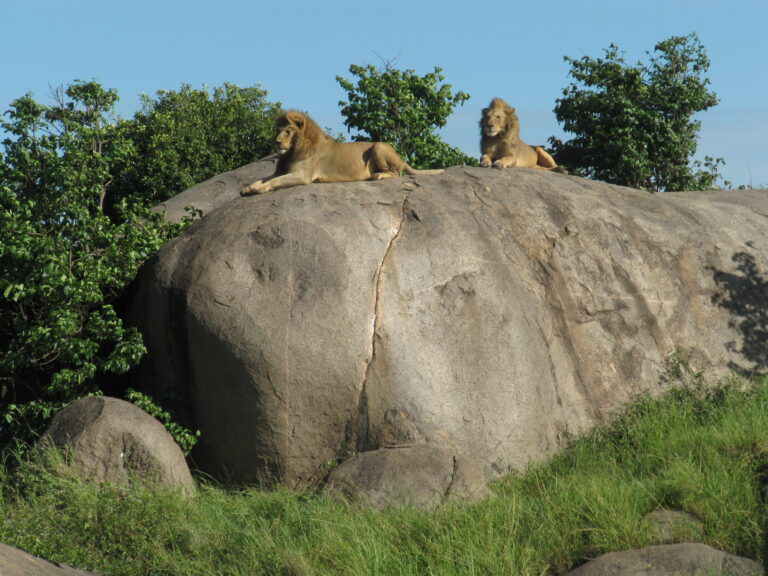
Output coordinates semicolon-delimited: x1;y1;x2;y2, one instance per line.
403;164;445;176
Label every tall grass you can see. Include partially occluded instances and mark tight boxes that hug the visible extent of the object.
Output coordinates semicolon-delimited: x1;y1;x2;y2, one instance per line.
1;372;766;575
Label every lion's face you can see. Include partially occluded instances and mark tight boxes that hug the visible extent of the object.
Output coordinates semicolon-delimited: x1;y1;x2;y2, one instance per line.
481;107;509;138
271;111;329;160
275;123;300;154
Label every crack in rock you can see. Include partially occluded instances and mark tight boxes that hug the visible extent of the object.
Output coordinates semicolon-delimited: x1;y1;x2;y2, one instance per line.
355;195;409;452
444;455;460;499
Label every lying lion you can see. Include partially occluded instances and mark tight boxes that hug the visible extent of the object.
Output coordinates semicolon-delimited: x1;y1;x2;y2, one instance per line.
479;98;564;172
241;110;444;194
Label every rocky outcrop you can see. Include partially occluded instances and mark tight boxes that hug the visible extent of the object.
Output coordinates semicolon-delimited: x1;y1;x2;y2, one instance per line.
40;396;195;494
0;542;98;576
562;543;761;576
127;162;768;487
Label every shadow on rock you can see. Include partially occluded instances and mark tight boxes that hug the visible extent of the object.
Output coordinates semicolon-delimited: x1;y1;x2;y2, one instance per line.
711;249;768;374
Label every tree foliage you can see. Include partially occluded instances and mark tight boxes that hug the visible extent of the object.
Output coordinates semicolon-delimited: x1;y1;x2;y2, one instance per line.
550;34;724;191
113;83;282;206
337;63;475;169
0;81;186;447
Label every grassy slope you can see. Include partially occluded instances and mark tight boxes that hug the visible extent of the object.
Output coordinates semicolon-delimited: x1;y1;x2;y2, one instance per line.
1;370;766;575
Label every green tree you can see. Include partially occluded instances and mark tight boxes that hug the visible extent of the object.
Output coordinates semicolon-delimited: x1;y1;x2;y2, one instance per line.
337;63;475;169
0;81;186;448
550;33;724;191
113;83;282;206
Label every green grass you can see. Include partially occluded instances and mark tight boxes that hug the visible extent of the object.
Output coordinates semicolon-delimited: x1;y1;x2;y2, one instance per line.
1;372;766;575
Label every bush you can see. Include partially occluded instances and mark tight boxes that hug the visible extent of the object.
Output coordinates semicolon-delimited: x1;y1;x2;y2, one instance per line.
0;81;186;449
550;34;725;191
337;63;475;169
112;83;282;206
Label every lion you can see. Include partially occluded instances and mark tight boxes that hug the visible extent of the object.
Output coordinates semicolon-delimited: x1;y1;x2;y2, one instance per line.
479;98;564;172
241;110;444;195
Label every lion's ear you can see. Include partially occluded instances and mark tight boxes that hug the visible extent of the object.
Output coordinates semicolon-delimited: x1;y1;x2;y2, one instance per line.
295;118;305;130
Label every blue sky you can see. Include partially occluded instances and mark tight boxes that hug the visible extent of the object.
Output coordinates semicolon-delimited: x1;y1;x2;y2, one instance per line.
2;0;767;188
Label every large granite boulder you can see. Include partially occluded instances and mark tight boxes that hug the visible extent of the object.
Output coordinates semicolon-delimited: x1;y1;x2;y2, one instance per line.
127;163;768;486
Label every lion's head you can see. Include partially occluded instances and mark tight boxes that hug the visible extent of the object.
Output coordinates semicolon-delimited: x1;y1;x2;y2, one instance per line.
274;118;299;154
274;110;329;155
480;98;519;138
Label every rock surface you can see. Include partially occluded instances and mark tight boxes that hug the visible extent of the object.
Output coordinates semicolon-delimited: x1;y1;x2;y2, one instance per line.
151;155;278;223
323;444;488;509
40;396;195;493
127;162;768;486
0;542;97;576
562;543;761;576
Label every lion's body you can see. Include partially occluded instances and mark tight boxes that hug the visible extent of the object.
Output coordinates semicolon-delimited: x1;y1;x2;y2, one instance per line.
241;110;444;194
479;98;562;172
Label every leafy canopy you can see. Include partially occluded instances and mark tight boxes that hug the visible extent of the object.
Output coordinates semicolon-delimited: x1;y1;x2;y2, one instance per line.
113;83;282;206
0;81;186;447
337;63;475;169
550;34;724;191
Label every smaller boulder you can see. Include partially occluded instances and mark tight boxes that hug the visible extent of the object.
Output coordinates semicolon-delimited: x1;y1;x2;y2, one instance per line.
39;396;194;494
323;444;488;509
0;541;97;575
642;509;704;543
563;543;761;576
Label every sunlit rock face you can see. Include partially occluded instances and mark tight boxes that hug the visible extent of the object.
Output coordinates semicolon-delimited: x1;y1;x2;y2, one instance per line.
128;163;768;486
